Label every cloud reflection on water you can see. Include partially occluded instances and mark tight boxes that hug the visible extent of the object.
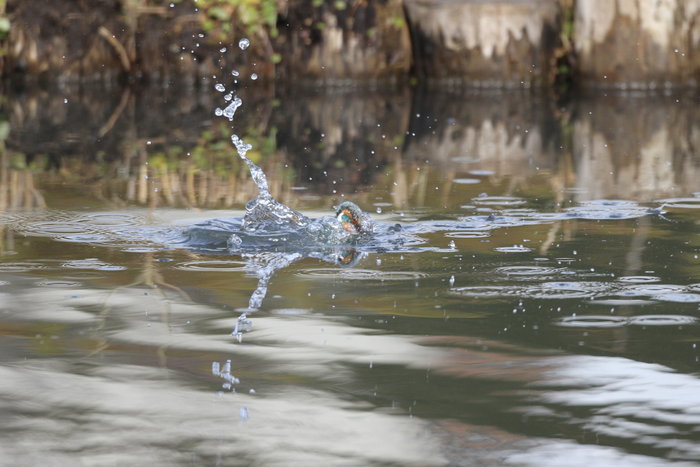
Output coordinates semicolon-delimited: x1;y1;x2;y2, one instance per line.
1;274;699;465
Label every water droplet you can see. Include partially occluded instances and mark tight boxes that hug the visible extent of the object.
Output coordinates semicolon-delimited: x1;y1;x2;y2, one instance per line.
251;73;258;80
215;83;226;92
231;70;239;77
221;97;242;121
238;38;250;50
219;47;227;53
63;98;68;104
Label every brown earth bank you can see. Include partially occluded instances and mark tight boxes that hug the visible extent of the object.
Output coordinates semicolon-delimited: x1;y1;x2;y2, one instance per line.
1;0;699;89
1;0;410;85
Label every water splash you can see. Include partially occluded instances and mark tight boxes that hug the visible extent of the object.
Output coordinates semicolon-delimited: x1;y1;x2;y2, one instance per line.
205;58;379;321
222;97;242;121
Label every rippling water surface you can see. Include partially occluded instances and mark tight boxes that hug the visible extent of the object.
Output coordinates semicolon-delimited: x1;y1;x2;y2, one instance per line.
1;85;699;466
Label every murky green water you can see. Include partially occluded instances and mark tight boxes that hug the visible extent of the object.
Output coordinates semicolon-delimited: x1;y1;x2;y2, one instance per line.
1;84;699;466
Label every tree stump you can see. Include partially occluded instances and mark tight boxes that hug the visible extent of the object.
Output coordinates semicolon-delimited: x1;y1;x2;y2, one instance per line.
574;0;700;88
403;0;561;87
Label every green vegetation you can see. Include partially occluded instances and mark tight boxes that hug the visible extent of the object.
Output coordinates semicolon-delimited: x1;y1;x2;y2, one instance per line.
0;0;8;69
552;0;575;92
186;0;279;40
0;16;9;41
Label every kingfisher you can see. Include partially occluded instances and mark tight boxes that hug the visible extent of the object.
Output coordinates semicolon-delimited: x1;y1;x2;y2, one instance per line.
335;201;372;235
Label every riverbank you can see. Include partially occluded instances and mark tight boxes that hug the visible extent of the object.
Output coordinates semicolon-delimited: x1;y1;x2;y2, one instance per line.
2;0;699;90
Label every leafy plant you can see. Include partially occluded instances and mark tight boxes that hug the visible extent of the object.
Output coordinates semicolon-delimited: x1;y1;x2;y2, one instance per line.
195;0;279;39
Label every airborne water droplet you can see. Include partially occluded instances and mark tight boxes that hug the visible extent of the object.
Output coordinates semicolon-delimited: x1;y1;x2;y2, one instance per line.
222;97;242;121
238;38;250;50
215;83;226;92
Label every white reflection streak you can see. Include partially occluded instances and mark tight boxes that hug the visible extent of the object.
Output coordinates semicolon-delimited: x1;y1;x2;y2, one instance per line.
532;356;700;461
0;363;446;466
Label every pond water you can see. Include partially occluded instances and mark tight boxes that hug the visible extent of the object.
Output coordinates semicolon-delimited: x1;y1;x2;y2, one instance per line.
1;83;699;466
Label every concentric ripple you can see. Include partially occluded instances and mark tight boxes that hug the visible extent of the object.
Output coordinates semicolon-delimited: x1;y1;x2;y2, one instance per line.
452;178;481;184
175;260;248;272
76;212;142;225
121;246;162;253
297;268;426;281
588;298;655;306
472;196;527;206
555;314;698;327
556;315;628;328
494;265;562;277
445;231;490;239
616;284;686;297
21;221;85;235
450;280;631;301
469;170;494;176
448;286;522;298
271;308;311;315
657;197;700;209
617;276;662;284
652;293;700;303
54;233;112;243
494;245;532;253
628;315;698;326
61;259;126;271
523;281;609;299
0;262;52;272
563;199;649;220
35;279;82;288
